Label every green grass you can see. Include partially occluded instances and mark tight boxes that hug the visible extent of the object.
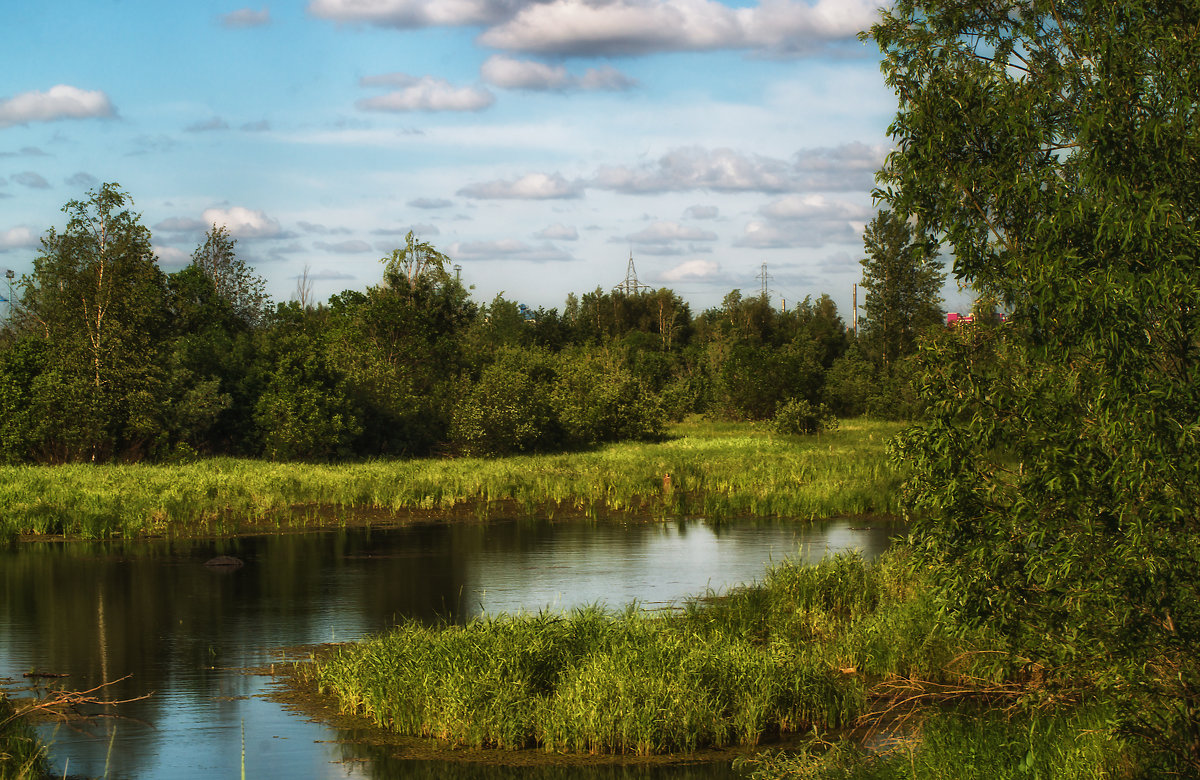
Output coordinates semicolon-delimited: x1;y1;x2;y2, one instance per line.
0;694;47;780
301;549;955;756
0;419;905;540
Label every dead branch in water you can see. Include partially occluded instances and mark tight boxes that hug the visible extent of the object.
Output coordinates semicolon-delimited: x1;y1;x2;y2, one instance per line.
3;675;154;729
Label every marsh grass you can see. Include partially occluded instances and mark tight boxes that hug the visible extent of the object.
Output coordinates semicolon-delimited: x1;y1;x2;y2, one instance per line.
303;550;959;757
0;419;904;540
0;694;47;780
735;704;1130;780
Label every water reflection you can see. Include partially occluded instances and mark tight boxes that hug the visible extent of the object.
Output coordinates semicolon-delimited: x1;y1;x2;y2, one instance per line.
0;518;897;779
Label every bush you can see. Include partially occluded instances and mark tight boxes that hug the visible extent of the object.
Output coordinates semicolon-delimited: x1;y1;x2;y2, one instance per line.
771;399;838;436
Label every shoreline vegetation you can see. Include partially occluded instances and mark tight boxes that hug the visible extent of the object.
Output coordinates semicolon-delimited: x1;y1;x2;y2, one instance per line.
0;420;903;543
296;549;1129;777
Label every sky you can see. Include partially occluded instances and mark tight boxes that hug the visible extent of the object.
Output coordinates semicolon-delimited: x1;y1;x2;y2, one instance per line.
0;0;973;317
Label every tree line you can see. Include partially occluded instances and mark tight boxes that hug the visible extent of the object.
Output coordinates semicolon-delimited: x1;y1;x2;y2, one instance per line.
0;185;944;464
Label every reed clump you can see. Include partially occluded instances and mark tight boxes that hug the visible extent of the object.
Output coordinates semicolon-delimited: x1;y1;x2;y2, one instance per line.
0;420;905;540
304;549;957;756
0;694;47;780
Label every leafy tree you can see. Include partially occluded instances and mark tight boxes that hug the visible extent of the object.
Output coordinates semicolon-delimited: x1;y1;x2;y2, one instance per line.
858;209;944;367
12;184;170;461
190;225;270;327
869;0;1200;768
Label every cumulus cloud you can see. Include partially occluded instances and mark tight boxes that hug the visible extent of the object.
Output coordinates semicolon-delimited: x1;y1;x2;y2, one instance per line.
661;259;720;282
478;0;885;57
448;239;574;263
623;221;717;244
535;223;578;240
201;206;283;239
65;172;99;188
358;74;494;112
684;204;719;219
591;143;886;195
0;226;39;251
458;172;583;199
480;55;636;91
12;172;50;189
310;0;883;57
185;117;230;132
298;221;352;235
0;85;116;128
153;245;192;267
303;268;357;281
314;239;373;253
221;7;271;27
407;197;453;209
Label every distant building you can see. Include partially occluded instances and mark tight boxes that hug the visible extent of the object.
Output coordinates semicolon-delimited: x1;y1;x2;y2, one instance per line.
946;311;1007;328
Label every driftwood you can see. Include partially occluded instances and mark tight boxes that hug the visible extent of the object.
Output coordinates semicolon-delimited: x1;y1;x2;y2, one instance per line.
3;675;153;730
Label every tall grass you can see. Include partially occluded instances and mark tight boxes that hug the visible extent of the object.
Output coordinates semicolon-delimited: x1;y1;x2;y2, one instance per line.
302;549;954;757
0;419;904;540
0;694;47;780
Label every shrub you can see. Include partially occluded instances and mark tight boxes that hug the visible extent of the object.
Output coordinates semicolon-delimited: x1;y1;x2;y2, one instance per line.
771;399;838;436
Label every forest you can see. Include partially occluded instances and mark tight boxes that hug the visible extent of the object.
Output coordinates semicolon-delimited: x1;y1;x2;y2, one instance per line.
0;187;943;465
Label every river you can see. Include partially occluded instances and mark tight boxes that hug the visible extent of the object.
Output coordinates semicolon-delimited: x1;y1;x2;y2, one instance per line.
0;518;896;779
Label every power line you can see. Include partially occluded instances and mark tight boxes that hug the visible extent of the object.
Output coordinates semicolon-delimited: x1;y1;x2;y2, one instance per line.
613;251;651;295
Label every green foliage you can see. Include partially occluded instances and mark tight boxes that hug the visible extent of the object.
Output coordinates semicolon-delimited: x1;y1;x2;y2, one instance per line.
0;693;47;780
868;0;1200;769
858;210;944;368
550;350;665;447
190;224;270;327
449;348;560;457
772;399;838;436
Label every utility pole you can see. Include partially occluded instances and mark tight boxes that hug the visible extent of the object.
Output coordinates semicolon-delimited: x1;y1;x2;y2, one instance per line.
1;269;13;320
757;262;771;299
852;283;858;338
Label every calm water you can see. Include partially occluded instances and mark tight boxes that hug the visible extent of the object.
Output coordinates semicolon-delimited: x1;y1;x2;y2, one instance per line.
0;518;896;779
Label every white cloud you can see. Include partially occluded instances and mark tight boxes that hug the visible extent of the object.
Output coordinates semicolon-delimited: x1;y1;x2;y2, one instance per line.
624;221;717;244
458;172;583;199
734;218;856;249
478;0;885;57
480;55;636;91
661;259;720;281
357;75;494;112
684;204;719;219
0;85;116;128
65;172;99;188
448;239;574;262
758;194;872;221
308;0;510;27
201;206;283;239
0;226;39;251
535;223;578;240
304;268;357;281
154;245;191;266
221;7;271;27
592;143;886;194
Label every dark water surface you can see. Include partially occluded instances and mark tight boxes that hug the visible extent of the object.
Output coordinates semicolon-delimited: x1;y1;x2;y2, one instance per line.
0;518;896;779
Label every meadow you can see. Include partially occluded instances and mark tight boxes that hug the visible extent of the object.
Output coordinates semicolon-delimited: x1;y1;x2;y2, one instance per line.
0;420;903;541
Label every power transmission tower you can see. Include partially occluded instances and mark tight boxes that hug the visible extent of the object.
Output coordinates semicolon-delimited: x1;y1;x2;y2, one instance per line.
613;252;651;295
757;262;772;299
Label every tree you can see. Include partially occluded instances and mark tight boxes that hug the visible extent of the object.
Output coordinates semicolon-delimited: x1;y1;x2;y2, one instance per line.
13;184;169;461
869;1;1200;768
190;225;269;327
858;209;944;367
382;231;452;287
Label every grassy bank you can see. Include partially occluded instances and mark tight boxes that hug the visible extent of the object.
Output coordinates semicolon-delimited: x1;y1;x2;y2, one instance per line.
302;550;950;755
0;419;903;540
300;549;1139;775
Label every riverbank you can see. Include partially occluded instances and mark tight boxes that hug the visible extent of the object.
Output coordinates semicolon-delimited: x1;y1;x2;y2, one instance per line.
293;549;1132;776
0;419;904;541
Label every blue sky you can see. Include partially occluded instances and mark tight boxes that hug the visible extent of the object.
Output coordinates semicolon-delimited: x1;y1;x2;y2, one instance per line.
0;0;972;315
